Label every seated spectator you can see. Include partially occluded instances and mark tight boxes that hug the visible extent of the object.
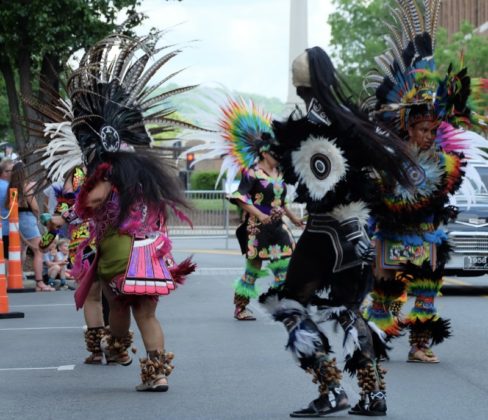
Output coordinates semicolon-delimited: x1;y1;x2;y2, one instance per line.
43;240;69;290
56;239;72;289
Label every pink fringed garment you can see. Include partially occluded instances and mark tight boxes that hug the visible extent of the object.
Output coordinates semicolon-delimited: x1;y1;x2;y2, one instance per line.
121;233;175;296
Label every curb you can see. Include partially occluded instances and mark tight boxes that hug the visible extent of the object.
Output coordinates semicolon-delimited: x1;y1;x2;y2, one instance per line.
23;278;77;290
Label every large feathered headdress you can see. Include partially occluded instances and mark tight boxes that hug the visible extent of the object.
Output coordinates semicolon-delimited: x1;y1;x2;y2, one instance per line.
184;97;275;188
22;88;81;188
363;0;487;132
24;31;205;189
363;0;488;206
67;33;203;169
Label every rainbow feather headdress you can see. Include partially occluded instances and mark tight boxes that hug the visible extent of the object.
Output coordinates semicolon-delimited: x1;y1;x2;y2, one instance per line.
186;97;274;188
363;0;487;133
363;0;488;206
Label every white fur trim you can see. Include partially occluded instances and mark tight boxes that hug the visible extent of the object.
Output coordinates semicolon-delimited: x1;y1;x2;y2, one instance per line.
291;329;322;358
313;305;348;324
327;201;370;225
291;136;348;201
260;295;307;317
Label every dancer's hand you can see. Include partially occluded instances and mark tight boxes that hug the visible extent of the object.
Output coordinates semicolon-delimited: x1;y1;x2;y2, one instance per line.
355;239;375;263
291;216;305;229
48;215;65;229
258;213;271;224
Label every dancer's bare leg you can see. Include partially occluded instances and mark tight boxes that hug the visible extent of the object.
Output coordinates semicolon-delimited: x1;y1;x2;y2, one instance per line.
84;282;104;327
132;297;164;351
102;284;131;336
133;298;168;388
98;283;133;365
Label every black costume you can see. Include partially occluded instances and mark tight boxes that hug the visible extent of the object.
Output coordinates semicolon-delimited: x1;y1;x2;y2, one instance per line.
260;47;416;417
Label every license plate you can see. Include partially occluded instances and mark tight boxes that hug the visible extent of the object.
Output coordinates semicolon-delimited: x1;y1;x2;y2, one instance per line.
464;256;488;270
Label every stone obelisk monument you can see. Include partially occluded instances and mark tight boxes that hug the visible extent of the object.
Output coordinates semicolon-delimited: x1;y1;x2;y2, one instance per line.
286;0;308;109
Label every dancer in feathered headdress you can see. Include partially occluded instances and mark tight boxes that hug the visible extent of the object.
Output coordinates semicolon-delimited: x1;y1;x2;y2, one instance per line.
189;97;303;320
23;89;107;362
26;32;202;391
362;0;487;364
259;46;422;417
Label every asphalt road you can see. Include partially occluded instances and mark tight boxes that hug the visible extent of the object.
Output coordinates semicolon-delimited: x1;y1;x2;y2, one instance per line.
1;237;487;420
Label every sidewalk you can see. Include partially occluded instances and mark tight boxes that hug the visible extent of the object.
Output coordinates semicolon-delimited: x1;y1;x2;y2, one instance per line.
21;272;76;291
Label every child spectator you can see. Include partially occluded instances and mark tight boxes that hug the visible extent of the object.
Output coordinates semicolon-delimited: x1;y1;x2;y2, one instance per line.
43;240;69;290
57;239;73;288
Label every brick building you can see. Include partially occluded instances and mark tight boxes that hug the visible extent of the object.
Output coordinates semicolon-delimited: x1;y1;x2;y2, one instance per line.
440;0;488;36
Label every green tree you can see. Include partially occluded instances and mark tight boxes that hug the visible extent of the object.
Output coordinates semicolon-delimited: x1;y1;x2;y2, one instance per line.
435;21;488;77
0;0;146;154
328;0;488;100
0;76;13;142
328;0;388;97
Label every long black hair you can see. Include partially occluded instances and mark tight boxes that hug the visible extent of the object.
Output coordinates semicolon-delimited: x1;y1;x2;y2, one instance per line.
304;47;416;186
106;150;188;225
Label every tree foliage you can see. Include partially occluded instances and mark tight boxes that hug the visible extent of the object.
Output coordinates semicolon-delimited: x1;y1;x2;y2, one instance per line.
328;0;388;96
190;171;221;191
0;0;146;153
328;0;488;100
0;77;12;142
435;21;488;77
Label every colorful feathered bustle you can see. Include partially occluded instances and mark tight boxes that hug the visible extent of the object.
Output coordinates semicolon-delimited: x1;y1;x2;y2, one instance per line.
363;0;487;137
184;97;274;188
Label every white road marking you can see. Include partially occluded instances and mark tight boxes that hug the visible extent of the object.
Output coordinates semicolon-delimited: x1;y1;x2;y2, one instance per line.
57;365;75;371
0;365;75;372
0;326;82;331
9;303;74;308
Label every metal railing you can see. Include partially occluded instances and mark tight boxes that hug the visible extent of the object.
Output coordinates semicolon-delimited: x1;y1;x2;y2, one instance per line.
166;190;234;242
166;190;305;247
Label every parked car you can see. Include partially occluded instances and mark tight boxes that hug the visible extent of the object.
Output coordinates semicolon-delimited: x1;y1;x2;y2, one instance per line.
444;164;488;276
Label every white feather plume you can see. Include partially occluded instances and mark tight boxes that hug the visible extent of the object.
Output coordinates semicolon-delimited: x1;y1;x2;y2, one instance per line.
291;136;348;201
343;326;361;360
37;99;82;183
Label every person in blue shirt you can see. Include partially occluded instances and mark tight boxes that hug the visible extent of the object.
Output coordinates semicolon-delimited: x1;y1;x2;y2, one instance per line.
0;158;14;257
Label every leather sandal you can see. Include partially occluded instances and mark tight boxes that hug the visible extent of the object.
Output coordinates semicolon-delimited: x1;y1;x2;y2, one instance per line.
407;348;439;363
234;307;256;321
136;375;169;392
84;353;104;365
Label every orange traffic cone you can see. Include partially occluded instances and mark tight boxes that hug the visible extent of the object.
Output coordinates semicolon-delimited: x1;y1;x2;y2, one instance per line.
0;223;24;318
7;188;34;293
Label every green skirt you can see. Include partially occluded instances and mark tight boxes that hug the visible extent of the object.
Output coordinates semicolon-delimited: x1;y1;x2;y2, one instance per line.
97;228;132;282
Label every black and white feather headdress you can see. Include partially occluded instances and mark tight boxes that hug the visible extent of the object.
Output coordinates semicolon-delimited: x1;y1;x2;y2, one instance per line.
67;32;203;169
24;31;205;190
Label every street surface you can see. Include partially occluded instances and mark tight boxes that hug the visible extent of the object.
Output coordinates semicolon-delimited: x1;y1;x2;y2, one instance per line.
1;238;487;420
